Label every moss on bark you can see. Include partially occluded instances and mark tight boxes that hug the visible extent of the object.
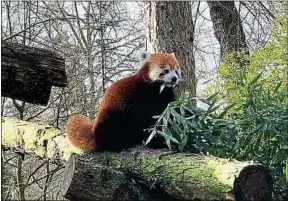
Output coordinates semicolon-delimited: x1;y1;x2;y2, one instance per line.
2;117;84;162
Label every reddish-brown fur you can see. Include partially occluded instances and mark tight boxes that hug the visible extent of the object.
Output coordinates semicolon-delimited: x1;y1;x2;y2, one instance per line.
147;53;179;70
67;115;96;151
66;53;179;152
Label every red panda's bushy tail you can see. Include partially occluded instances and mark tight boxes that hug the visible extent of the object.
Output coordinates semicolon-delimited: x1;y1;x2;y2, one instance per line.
66;114;97;152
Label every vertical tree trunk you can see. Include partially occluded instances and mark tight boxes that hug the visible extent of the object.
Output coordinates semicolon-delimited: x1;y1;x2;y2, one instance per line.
207;1;248;59
144;2;196;100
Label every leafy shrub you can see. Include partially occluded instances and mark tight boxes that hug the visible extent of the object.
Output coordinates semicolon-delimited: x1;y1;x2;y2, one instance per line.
146;92;220;153
214;75;287;200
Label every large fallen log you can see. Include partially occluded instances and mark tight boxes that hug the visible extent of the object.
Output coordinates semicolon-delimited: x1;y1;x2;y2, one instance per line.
1;117;273;201
62;150;273;201
1;117;83;165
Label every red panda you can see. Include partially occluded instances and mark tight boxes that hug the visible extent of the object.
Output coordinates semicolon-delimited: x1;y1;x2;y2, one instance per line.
66;51;181;152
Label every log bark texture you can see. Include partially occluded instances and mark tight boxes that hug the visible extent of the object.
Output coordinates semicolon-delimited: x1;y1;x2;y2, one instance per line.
62;150;272;201
144;2;196;100
1;42;67;105
1;117;273;201
1;117;83;165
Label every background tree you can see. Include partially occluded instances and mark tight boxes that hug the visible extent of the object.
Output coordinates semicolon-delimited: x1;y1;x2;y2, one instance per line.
207;1;248;59
1;2;144;127
1;2;144;200
144;2;196;99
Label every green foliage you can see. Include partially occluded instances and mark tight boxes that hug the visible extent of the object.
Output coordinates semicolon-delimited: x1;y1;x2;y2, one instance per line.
147;92;224;153
207;16;288;104
148;16;288;200
150;73;288;200
214;76;288;200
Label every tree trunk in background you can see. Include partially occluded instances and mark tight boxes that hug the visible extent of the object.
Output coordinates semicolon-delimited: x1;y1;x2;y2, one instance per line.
144;2;196;101
207;1;249;60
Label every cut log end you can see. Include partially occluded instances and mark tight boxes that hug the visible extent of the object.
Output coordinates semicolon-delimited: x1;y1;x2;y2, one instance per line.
61;154;75;199
233;165;273;201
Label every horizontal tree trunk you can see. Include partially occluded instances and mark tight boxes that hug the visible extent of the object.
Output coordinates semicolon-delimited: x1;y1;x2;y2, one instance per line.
1;117;83;165
62;150;272;201
1;117;273;201
1;42;67;105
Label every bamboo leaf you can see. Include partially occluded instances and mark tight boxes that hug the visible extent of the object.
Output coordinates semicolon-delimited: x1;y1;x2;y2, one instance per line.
144;130;157;146
168;118;182;134
179;134;188;151
157;131;179;144
219;104;236;119
249;73;262;86
206;92;219;101
207;105;221;114
274;81;283;94
200;98;212;106
285;159;288;181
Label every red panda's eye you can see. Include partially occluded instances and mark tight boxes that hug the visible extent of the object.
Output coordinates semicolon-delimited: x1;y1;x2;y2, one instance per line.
163;69;169;74
175;70;179;76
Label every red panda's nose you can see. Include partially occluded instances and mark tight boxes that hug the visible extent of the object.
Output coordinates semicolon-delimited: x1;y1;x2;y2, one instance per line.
171;76;177;83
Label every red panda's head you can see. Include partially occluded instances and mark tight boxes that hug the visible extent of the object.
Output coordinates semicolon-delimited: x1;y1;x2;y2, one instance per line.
139;51;181;87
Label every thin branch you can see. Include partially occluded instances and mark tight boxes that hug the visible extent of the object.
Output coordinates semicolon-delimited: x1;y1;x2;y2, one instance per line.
2;17;78;42
17;155;25;201
258;2;276;20
24;161;46;187
24;166;63;188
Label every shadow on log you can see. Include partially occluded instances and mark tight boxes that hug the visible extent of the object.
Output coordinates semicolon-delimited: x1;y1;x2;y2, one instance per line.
1;42;67;105
61;149;273;201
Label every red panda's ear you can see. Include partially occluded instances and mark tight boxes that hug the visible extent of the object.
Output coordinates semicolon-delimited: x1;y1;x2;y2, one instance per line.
170;52;176;57
139;51;151;63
